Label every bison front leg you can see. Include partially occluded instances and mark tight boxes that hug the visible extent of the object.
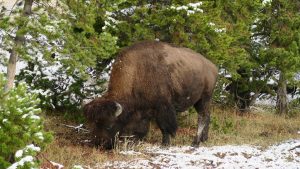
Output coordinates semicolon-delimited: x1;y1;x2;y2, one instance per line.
192;97;211;147
155;105;177;146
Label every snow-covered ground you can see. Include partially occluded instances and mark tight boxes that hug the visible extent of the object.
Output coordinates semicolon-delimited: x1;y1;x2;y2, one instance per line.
100;139;300;169
0;0;15;9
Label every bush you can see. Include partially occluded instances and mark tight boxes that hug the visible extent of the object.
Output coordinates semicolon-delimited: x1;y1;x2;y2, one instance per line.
0;74;52;169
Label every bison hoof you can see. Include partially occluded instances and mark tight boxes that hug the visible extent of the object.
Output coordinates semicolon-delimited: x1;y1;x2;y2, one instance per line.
160;143;170;149
200;135;208;142
161;140;170;148
191;141;200;148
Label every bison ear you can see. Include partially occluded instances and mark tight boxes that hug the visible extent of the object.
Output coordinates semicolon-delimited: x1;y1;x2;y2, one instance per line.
114;102;122;117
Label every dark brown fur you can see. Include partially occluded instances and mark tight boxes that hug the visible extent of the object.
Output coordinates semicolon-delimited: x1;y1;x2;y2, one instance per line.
84;41;218;149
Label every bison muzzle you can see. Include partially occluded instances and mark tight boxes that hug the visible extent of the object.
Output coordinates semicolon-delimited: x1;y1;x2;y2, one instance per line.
84;40;218;149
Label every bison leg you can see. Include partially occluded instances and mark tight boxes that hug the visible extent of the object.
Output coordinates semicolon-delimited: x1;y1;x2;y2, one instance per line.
133;119;150;139
155;105;177;146
192;96;211;147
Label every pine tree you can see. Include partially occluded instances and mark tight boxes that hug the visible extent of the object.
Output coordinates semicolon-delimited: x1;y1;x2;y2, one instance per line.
0;73;52;168
1;0;119;110
211;0;263;112
255;0;300;114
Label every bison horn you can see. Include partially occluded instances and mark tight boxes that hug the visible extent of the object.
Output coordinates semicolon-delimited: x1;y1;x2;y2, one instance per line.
114;102;122;117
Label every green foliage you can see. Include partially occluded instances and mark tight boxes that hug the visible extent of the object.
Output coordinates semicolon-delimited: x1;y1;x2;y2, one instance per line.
255;0;300;79
211;116;235;134
0;0;119;110
1;0;300;113
287;99;300;117
212;0;267;110
0;73;52;168
253;0;300;113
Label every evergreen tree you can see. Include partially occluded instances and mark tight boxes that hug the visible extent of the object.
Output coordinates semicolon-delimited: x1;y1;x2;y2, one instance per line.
0;0;119;110
255;0;300;114
0;73;52;168
211;0;264;112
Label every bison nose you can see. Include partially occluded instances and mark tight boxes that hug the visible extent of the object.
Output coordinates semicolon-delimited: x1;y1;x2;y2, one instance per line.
100;139;114;149
104;142;114;150
94;137;114;149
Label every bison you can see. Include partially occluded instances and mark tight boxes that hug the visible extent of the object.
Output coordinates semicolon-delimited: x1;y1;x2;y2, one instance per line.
84;40;218;149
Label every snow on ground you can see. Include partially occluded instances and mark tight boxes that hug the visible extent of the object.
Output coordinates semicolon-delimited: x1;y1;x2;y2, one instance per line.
101;139;300;169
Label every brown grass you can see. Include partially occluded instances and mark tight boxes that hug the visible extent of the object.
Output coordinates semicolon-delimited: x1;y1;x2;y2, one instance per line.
41;106;300;168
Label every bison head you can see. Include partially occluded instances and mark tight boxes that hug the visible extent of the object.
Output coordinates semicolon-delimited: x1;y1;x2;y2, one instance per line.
83;99;123;149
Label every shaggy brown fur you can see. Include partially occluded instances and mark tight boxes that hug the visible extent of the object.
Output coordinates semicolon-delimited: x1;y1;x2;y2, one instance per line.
84;40;218;149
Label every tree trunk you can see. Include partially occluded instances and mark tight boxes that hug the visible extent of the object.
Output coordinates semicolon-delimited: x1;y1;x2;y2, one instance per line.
276;72;288;115
5;0;33;91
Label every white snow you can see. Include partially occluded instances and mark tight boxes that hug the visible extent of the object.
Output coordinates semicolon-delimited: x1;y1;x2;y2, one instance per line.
120;150;142;156
263;0;272;4
15;150;23;158
14;144;41;159
50;161;64;169
26;144;41;152
0;0;16;10
187;2;203;8
73;165;84;169
214;28;226;33
34;132;44;140
29;114;41;120
22;112;41;120
7;156;35;169
102;139;300;169
170;2;203;16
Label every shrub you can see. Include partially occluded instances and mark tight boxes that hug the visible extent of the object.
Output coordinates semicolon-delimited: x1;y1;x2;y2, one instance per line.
0;73;52;168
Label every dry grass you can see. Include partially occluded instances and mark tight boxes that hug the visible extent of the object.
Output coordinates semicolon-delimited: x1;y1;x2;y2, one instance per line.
41;115;142;168
205;106;300;147
41;106;300;168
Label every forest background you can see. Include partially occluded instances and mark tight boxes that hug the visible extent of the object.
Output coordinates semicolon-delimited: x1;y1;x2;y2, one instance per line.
0;0;300;168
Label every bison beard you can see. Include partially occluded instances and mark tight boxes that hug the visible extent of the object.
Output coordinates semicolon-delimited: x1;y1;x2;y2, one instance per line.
84;40;218;149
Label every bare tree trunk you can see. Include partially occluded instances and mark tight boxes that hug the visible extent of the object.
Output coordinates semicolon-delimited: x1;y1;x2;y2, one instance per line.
276;72;288;115
5;0;33;91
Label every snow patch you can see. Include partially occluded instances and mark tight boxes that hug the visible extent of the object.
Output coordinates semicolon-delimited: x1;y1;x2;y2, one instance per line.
29;114;41;120
15;150;24;158
34;132;44;140
170;2;203;16
50;161;64;169
102;140;300;169
26;144;41;152
7;156;34;169
73;165;84;169
120;150;142;156
14;144;41;159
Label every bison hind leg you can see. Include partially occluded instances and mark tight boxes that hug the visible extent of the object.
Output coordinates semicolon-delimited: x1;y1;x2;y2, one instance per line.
154;105;177;146
192;95;212;147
